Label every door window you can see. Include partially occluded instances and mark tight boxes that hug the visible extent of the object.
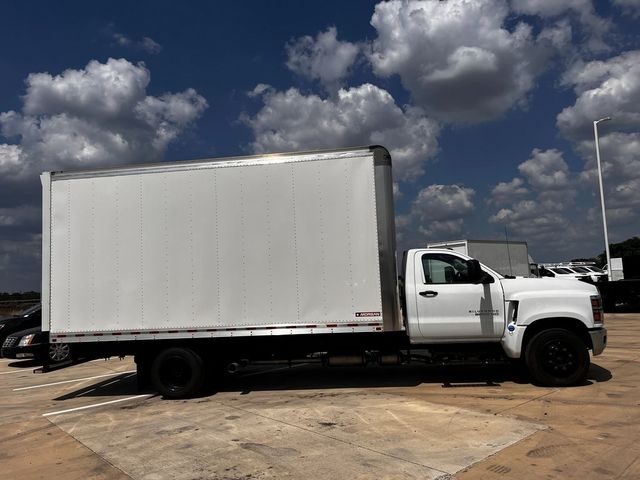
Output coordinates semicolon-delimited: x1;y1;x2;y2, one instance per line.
421;253;472;284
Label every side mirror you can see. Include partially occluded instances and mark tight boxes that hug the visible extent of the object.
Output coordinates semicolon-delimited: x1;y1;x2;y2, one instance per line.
467;259;494;284
467;259;483;283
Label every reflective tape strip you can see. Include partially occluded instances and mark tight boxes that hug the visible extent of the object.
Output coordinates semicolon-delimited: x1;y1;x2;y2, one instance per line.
50;322;384;340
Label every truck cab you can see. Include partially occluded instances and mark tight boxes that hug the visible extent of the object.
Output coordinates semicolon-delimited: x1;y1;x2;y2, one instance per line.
402;248;607;386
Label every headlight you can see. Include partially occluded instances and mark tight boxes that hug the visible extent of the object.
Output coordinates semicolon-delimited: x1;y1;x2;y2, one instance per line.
18;333;36;347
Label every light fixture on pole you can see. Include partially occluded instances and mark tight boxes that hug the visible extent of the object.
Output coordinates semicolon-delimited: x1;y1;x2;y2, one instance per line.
593;116;612;280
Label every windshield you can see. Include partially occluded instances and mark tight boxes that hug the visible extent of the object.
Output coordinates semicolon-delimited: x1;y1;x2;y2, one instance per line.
551;268;574;274
586;266;603;273
20;304;41;316
570;266;590;273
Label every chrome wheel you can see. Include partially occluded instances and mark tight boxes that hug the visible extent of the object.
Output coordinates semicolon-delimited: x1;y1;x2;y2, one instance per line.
49;342;71;362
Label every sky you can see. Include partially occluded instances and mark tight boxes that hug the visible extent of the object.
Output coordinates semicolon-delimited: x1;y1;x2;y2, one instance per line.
1;0;639;291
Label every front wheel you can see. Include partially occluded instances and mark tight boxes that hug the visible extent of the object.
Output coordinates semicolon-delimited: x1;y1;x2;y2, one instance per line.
525;328;590;387
151;347;205;399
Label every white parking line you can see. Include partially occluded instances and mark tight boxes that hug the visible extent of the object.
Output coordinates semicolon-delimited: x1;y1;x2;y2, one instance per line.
13;370;136;391
0;369;29;375
101;373;136;388
42;394;153;417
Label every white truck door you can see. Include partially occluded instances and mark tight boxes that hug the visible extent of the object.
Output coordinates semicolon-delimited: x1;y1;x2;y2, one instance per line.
413;251;504;341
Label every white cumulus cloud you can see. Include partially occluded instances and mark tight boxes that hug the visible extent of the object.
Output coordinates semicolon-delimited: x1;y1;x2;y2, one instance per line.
612;0;640;17
488;148;581;250
0;205;40;227
286;27;360;91
511;0;611;53
0;58;207;179
517;148;570;190
367;0;548;122
558;51;640;141
577;132;640;225
489;177;529;205
243;83;439;182
110;28;163;54
411;184;476;222
397;184;475;242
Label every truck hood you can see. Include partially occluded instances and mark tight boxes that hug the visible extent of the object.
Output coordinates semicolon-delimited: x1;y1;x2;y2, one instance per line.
499;277;599;300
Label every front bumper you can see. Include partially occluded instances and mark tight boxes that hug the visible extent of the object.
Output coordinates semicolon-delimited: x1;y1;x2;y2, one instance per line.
1;343;45;360
589;327;607;356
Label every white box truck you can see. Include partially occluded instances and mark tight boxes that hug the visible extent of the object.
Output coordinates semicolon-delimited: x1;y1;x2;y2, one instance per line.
41;146;607;397
427;239;532;277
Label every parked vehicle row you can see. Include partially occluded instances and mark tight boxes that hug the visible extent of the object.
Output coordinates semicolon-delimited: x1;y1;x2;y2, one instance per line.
0;303;42;346
539;263;607;282
0;304;73;363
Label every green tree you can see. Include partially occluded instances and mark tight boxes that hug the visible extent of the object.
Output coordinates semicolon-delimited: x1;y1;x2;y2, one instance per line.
598;236;640;266
0;291;40;301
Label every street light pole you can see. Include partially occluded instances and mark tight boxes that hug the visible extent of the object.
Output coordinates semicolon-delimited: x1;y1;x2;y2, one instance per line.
593;116;612;280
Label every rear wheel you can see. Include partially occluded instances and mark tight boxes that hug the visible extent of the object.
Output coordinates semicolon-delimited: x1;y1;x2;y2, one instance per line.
151;347;205;399
525;328;589;387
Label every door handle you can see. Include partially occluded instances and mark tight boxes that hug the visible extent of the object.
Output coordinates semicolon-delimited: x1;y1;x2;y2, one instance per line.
419;290;438;297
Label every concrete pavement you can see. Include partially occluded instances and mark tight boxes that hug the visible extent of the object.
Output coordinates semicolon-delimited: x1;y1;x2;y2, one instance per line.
0;313;637;479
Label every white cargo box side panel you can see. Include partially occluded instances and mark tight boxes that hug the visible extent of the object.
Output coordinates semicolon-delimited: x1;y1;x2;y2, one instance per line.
49;152;383;337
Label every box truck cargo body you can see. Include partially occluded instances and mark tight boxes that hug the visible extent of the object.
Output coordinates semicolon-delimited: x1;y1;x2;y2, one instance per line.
42;147;399;342
40;146;607;398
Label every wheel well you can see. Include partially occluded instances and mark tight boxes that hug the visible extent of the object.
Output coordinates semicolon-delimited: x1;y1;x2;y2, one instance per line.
522;318;592;355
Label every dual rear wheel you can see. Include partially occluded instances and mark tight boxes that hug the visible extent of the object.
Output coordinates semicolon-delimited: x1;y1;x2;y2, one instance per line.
150;347;205;399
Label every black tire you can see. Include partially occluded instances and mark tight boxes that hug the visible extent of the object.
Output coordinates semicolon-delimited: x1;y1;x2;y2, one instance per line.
525;328;590;387
151;347;205;399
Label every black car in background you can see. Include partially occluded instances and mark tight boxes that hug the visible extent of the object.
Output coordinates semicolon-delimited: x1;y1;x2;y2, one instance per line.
0;304;41;353
1;326;73;363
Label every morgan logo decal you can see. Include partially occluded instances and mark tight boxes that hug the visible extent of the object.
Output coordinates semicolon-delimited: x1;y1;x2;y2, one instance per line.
356;311;381;317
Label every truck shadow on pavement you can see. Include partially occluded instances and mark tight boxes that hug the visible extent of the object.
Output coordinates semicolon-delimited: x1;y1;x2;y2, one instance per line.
50;362;612;401
5;359;42;369
215;362;613;395
52;372;155;401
